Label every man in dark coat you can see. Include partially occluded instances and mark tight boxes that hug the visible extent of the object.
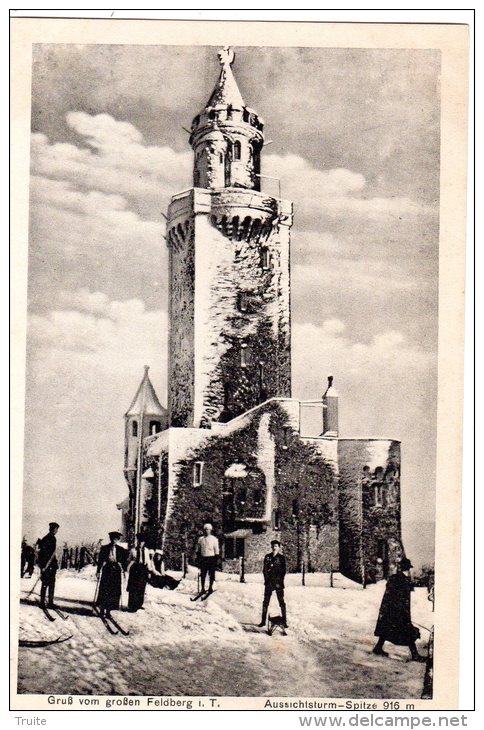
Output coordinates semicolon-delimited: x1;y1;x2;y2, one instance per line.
21;538;35;578
258;539;287;628
127;533;150;612
37;522;60;608
96;531;128;618
373;557;426;661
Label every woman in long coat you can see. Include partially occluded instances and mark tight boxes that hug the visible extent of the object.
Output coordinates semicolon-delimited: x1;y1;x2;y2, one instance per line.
127;533;151;612
96;531;128;618
373;557;426;661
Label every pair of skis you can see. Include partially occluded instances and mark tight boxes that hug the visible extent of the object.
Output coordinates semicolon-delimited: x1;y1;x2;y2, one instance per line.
190;589;216;602
40;604;68;623
92;606;130;636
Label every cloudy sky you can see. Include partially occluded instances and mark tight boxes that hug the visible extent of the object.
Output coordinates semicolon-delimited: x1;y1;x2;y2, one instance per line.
23;44;440;563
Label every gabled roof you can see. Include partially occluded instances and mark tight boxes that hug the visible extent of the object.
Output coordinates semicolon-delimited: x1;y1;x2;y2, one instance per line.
206;46;245;109
125;366;166;418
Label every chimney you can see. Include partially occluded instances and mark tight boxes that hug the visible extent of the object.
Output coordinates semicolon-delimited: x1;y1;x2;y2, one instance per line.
322;375;339;437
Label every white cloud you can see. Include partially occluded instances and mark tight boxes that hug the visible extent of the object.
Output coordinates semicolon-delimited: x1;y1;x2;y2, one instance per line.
29;293;166;381
321;318;346;335
31;115;191;220
293;320;431;388
29;112;436;318
264;153;437;224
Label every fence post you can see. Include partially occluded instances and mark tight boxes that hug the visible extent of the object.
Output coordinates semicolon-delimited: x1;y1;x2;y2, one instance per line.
330;563;333;588
302;560;306;586
239;556;246;583
182;552;187;578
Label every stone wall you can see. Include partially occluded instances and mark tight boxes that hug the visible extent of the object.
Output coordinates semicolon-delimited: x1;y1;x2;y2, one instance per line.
158;400;338;574
193;195;292;425
167;219;195;427
167;188;292;428
337;439;402;584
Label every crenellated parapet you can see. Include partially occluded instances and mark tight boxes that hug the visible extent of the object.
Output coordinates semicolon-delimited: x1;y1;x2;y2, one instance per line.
167;188;292;245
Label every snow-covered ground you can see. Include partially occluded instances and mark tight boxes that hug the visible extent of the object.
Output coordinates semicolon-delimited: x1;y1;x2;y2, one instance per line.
17;567;433;698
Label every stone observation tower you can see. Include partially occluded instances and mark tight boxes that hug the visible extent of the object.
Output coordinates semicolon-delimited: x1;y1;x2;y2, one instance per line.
166;47;293;427
120;47;404;585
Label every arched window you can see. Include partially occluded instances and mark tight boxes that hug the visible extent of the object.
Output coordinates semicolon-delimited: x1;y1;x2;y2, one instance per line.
150;421;160;435
219;151;224;164
132;420;138;437
233;140;241;160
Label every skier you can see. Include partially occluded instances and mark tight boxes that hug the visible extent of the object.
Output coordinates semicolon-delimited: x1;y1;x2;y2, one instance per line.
21;538;35;578
37;522;60;608
373;557;426;661
127;533;151;612
258;539;288;628
196;523;219;595
96;531;128;619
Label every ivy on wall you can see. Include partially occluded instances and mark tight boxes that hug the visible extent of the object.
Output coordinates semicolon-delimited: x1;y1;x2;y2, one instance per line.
158;401;337;572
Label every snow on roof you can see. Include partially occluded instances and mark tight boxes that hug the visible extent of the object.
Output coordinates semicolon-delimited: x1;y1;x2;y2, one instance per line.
205;47;245;109
146;428;170;456
125;366;166;418
224;463;248;478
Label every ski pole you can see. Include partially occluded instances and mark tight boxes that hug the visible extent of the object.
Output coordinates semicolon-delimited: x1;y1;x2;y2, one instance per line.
414;622;432;634
92;568;102;612
25;550;56;599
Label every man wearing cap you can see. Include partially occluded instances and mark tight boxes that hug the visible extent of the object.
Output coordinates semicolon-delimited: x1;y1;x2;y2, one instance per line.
37;522;60;608
373;557;426;661
96;531;128;618
258;539;287;628
196;523;219;595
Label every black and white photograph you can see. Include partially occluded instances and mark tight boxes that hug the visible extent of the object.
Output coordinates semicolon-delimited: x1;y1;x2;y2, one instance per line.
10;16;469;711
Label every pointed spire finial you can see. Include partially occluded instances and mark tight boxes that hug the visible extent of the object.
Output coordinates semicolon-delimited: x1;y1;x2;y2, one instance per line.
218;46;235;68
144;365;150;374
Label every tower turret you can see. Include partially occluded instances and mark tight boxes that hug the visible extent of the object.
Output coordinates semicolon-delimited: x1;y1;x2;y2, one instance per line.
167;48;293;428
190;47;264;191
123;367;167;541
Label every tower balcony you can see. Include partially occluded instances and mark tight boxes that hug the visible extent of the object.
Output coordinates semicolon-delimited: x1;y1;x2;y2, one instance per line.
167;187;293;245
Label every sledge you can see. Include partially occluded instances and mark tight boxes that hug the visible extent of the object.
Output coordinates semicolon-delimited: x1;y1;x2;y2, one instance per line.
19;634;73;648
267;614;288;637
